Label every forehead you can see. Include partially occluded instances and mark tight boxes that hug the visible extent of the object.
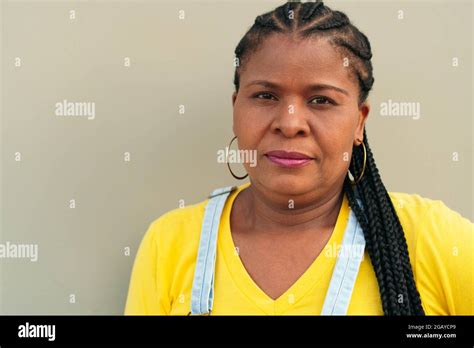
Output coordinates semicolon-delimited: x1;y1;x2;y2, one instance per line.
240;33;357;91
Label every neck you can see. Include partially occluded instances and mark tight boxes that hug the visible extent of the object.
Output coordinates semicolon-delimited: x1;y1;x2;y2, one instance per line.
235;183;345;236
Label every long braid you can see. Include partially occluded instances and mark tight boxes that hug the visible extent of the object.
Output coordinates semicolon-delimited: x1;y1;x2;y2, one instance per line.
233;0;425;315
346;131;424;315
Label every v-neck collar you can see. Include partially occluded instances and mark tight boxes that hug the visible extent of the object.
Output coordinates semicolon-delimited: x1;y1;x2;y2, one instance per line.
218;182;350;315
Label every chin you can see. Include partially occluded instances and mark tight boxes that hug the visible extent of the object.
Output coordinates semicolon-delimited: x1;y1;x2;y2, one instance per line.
258;173;316;196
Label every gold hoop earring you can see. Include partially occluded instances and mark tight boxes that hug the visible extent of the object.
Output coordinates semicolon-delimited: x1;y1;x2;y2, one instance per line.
349;141;366;186
227;135;248;180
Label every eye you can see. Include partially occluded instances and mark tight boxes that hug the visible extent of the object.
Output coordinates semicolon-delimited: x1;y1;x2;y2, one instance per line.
310;96;335;105
253;92;277;101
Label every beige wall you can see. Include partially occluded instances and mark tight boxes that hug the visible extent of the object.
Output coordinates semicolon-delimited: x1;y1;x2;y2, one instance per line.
1;0;472;314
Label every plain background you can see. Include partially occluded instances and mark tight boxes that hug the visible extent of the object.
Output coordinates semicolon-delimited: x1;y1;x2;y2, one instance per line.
1;0;472;314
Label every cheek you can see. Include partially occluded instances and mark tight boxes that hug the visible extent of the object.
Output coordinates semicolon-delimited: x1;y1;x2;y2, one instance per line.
311;113;358;165
233;109;267;150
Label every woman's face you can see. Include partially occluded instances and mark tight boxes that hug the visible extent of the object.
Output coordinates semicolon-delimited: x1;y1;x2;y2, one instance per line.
232;34;370;199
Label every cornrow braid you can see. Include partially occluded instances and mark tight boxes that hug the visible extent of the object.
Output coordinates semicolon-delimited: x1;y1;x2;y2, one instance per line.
233;0;425;315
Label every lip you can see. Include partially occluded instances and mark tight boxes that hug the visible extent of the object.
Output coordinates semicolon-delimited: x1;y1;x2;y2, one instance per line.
264;150;314;168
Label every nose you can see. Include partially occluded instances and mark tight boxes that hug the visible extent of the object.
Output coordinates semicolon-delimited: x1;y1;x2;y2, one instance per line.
270;101;311;138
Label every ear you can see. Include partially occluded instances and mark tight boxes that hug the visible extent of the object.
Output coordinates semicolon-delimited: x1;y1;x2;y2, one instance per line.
232;91;237;107
354;101;370;145
232;92;237;134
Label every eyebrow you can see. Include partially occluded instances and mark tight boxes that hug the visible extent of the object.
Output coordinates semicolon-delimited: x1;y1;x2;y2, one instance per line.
244;80;349;97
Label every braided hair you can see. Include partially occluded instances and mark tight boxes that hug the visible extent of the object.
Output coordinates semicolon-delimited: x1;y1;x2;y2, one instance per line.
233;0;425;315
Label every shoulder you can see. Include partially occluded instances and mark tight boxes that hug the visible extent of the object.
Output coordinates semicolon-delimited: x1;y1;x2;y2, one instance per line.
388;191;473;314
149;200;207;235
385;192;438;256
136;184;242;259
125;197;212;315
387;191;473;236
388;191;435;217
387;191;473;253
142;198;209;254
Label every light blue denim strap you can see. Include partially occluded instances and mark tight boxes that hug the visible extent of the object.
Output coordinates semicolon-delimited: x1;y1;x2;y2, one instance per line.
320;198;366;315
189;186;236;315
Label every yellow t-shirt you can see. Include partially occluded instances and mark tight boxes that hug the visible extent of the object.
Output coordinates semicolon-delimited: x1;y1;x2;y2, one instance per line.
124;182;473;315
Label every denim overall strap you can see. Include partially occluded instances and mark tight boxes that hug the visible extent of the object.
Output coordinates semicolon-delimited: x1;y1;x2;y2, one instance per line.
320;198;366;315
189;186;236;315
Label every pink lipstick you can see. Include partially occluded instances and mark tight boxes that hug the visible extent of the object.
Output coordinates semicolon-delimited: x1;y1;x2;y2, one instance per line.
265;150;314;168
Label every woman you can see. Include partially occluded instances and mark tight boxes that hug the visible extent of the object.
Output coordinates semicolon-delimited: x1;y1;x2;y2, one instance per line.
125;1;473;315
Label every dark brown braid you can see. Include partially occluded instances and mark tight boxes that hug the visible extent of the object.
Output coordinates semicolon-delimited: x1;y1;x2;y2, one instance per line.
233;0;425;315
